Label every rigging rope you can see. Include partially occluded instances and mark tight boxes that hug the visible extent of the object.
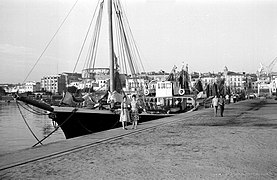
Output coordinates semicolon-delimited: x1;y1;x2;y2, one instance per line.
23;0;80;83
16;101;43;146
113;1;143;91
84;1;104;71
73;0;103;73
119;2;146;73
115;0;146;74
90;2;104;71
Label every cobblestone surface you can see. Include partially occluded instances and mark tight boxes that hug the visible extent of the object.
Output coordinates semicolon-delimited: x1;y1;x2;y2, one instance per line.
1;99;277;179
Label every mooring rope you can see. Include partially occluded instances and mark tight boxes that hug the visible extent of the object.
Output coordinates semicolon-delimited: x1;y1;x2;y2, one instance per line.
77;120;92;133
16;100;43;146
32;108;78;147
110;119;120;129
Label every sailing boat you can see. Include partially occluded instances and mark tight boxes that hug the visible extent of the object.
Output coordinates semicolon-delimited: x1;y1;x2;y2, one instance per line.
17;0;175;139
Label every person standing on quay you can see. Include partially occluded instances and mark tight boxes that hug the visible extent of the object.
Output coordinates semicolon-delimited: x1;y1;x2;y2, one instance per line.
130;94;139;129
212;95;219;117
218;95;226;117
120;96;130;130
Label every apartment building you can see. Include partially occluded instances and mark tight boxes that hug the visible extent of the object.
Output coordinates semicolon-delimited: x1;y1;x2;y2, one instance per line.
41;74;66;94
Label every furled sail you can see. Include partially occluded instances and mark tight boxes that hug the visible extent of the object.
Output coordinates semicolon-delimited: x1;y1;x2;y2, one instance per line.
178;69;190;94
61;92;84;106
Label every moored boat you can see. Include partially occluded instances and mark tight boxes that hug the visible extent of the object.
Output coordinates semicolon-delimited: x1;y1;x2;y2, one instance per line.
16;0;205;139
16;0;177;139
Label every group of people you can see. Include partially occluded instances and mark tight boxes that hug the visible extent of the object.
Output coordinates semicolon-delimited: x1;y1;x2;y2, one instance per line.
120;94;226;129
119;95;140;130
212;95;225;117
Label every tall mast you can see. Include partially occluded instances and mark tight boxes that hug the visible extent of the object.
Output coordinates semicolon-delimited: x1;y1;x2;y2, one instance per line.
108;0;115;92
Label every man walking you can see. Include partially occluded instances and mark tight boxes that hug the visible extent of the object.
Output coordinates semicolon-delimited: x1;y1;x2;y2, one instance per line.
218;95;225;117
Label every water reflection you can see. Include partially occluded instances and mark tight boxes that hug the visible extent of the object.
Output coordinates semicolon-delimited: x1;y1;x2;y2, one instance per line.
0;101;65;155
42;122;55;136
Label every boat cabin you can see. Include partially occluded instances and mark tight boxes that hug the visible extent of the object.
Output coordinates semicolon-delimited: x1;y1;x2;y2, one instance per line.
156;81;180;97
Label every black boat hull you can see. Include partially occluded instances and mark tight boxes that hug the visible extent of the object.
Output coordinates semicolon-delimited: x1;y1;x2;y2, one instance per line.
51;107;172;139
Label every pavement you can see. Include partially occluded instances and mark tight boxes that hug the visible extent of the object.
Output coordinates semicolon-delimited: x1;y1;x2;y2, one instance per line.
1;98;277;179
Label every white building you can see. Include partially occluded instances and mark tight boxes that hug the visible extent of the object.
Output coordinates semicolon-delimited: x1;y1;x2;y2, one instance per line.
41;74;66;94
3;82;39;93
257;73;277;96
24;81;37;92
201;76;216;87
223;66;245;92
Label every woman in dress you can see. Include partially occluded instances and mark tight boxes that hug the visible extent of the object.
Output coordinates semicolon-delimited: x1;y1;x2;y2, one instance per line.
212;95;219;117
130;94;139;129
120;96;130;130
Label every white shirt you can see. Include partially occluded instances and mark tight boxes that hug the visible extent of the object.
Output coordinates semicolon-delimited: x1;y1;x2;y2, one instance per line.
212;97;219;106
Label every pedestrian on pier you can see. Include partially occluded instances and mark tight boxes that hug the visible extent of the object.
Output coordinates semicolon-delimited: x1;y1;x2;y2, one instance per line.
219;95;225;117
212;95;219;117
225;94;230;104
120;96;130;130
130;94;139;129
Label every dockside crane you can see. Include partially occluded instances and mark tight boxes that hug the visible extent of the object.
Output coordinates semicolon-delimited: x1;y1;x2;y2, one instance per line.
266;57;277;76
258;57;277;77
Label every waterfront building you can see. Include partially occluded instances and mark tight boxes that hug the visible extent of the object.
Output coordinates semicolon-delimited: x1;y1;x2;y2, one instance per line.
244;74;258;94
2;83;33;94
1;82;41;94
201;73;218;87
190;72;219;92
62;72;82;86
81;68;110;91
14;85;25;93
82;68;109;82
250;81;258;93
41;74;66;94
93;77;109;91
223;66;245;93
6;85;20;93
67;81;83;89
24;81;40;92
146;71;170;82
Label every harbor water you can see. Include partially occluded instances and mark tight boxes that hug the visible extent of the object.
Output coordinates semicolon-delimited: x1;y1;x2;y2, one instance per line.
0;101;65;155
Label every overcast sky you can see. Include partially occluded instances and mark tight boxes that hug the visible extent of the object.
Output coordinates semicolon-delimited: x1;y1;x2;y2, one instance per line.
0;0;277;83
